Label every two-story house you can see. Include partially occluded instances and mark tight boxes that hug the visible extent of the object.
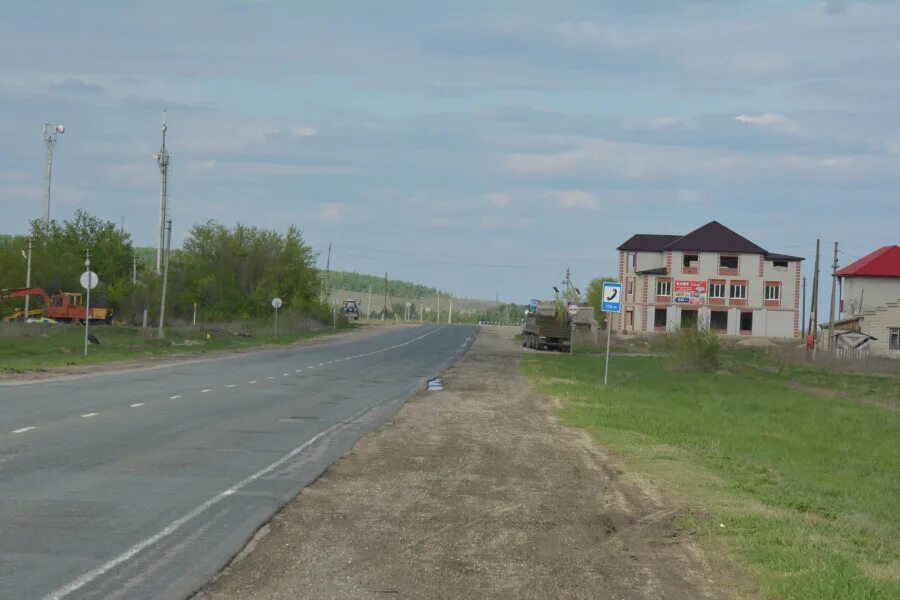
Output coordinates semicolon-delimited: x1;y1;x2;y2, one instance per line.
836;245;900;356
615;221;802;338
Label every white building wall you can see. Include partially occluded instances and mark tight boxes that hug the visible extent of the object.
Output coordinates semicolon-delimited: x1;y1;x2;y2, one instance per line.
860;304;900;357
842;277;900;317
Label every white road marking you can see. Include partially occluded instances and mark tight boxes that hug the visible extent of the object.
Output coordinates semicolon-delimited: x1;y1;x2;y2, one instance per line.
248;380;257;384
266;376;275;380
307;366;314;369
225;384;236;388
81;413;98;418
201;389;212;393
43;324;458;600
12;426;35;434
296;369;302;373
130;403;144;408
170;395;182;400
282;373;289;377
45;428;330;600
319;363;325;366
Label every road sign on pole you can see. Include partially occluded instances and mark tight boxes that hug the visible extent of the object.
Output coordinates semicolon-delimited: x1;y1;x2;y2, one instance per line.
600;282;623;385
601;282;622;313
81;262;98;358
272;297;282;340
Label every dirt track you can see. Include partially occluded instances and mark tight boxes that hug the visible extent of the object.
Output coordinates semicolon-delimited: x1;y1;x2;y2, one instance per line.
197;326;731;600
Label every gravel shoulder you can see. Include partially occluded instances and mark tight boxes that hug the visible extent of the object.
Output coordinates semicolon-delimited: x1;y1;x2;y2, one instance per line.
197;326;733;600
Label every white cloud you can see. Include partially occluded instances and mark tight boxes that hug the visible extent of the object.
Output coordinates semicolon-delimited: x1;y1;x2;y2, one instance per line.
734;113;798;132
553;190;600;210
318;203;345;223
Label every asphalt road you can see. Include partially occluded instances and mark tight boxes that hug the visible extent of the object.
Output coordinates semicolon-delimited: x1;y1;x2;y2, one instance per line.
0;324;475;600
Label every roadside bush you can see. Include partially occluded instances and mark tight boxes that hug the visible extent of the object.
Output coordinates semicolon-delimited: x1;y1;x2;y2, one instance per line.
666;326;722;372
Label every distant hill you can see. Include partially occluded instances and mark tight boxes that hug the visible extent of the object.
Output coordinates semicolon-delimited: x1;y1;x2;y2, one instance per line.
327;270;443;300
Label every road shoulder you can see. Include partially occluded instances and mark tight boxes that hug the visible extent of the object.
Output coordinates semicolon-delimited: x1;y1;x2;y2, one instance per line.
196;326;732;599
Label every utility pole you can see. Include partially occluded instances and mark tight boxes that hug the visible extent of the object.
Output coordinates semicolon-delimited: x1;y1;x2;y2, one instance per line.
324;242;332;305
828;241;839;351
801;276;807;339
448;295;453;324
83;250;91;358
808;239;820;353
155;112;169;275
132;253;137;285
42;123;65;232
24;239;33;320
366;284;372;321
382;272;388;322
437;293;441;324
158;219;172;338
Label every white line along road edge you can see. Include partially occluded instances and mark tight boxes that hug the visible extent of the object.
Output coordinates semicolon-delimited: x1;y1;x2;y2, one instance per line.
44;324;451;600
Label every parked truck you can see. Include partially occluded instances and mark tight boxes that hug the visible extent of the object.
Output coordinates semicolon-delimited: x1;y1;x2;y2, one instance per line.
0;288;113;323
522;300;571;352
341;299;361;320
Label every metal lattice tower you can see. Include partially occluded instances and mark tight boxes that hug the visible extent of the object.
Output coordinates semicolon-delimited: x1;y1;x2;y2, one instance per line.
154;111;170;274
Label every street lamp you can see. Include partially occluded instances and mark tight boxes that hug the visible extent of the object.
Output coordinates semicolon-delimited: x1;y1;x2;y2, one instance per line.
43;123;65;231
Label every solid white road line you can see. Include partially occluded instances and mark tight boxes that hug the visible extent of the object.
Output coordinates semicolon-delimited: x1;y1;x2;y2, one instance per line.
81;413;98;418
225;384;236;388
130;403;144;408
170;395;182;400
12;426;36;434
44;428;330;600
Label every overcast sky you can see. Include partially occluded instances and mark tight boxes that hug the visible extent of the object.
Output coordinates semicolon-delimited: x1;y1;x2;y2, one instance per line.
2;0;898;301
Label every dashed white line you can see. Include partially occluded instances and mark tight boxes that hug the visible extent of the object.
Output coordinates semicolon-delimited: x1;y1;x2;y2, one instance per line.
282;373;289;377
130;403;144;408
225;384;236;388
201;389;212;393
318;363;325;366
266;376;275;380
170;395;182;400
81;413;98;418
296;369;302;373
12;426;35;434
248;380;257;384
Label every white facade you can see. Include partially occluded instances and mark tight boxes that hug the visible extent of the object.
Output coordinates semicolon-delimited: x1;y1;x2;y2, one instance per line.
840;276;900;357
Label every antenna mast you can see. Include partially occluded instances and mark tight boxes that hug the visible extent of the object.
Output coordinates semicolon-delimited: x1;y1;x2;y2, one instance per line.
155;111;170;275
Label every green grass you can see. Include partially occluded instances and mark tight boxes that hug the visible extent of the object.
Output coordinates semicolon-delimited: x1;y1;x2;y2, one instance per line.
0;321;348;374
523;350;900;599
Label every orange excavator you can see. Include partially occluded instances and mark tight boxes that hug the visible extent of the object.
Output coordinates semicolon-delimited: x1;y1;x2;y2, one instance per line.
0;288;113;323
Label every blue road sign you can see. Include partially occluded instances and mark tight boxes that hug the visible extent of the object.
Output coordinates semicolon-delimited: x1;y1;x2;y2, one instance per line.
601;282;623;313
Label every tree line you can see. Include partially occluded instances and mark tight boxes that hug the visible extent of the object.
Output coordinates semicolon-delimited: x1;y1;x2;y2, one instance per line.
0;211;327;324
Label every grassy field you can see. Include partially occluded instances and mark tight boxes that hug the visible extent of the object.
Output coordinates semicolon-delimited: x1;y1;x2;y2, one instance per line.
523;348;899;599
0;319;350;374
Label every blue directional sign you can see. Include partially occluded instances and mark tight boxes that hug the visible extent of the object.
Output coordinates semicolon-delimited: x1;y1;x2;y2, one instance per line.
601;282;623;313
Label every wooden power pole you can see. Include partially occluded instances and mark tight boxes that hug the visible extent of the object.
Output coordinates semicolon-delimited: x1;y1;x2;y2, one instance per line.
808;239;820;351
382;271;388;322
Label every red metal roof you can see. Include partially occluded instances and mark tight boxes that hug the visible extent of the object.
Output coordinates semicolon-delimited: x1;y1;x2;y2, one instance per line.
836;246;900;278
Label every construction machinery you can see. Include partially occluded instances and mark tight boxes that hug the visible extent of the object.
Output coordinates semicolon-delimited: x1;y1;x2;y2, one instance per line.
1;288;112;323
522;300;571;352
341;299;361;320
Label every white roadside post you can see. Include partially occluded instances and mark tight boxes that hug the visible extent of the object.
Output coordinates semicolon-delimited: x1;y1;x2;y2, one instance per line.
80;259;99;358
272;297;282;340
601;282;623;386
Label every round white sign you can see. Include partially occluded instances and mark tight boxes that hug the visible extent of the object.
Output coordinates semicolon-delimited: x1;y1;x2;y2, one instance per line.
271;297;283;309
80;271;99;290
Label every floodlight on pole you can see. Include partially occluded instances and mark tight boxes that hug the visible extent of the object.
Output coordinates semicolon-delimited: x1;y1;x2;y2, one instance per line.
43;123;65;231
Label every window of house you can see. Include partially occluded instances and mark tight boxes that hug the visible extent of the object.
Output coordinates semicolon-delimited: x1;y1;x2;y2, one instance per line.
627;252;636;272
654;308;667;329
719;254;739;269
709;283;726;299
656;279;672;296
681;310;698;329
710;311;728;331
765;284;781;302
772;260;788;269
682;253;699;272
740;311;753;332
627;278;634;297
890;328;900;350
730;283;747;299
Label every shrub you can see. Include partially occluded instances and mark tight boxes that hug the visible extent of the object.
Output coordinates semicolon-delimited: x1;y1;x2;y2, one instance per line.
666;325;722;372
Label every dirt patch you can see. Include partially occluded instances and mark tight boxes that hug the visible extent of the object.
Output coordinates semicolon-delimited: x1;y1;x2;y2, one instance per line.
196;326;733;600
